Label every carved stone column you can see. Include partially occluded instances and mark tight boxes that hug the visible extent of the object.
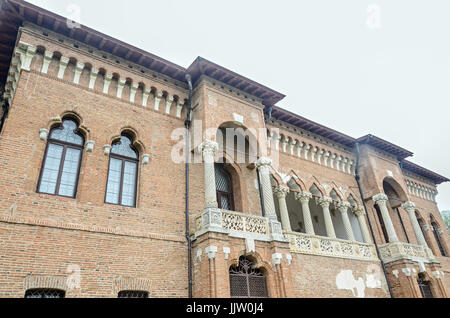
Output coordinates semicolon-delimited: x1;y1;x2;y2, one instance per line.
273;186;291;232
373;193;399;242
402;201;428;247
199;140;219;209
318;197;336;239
354;206;372;243
255;157;277;221
337;202;355;241
295;191;315;235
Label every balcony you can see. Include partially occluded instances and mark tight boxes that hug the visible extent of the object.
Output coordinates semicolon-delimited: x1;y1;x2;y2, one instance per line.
194;209;380;262
195;208;285;242
285;231;379;261
378;242;436;264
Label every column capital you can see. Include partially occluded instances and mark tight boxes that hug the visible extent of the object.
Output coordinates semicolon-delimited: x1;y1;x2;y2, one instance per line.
198;140;219;155
336;201;352;212
255;157;272;169
295;191;312;203
273;186;290;199
318;196;333;208
372;193;388;204
401;201;416;211
353;206;366;217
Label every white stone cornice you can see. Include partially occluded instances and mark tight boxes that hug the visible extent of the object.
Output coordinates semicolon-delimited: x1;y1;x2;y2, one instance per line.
41;51;53;74
154;91;163;110
330;154;336;168
20;44;37;72
73;62;85;84
142;88;151;107
103;73;113;94
304;144;311;160
348;160;354;174
165;95;174;114
57;56;70;79
88;68;99;89
116;78;126;98
311;146;318;162
273;186;290;199
289;140;297;155
336;156;342;171
176;99;185;118
281;138;288;153
130;82;139;103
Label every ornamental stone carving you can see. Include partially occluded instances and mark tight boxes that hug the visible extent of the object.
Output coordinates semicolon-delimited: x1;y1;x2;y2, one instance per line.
295;191;312;203
273;186;290;199
318;197;332;208
372;193;388;204
198;140;219;157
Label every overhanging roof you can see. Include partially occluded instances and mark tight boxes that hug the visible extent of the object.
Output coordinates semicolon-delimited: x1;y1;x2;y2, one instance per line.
187;57;285;106
270;106;356;147
0;0;285;107
356;134;413;160
402;160;450;185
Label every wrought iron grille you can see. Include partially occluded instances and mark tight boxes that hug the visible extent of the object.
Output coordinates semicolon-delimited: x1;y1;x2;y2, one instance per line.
230;257;268;298
25;289;65;298
417;276;433;298
118;290;149;298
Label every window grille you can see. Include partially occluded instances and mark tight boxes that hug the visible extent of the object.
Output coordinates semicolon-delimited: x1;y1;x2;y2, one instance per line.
417;275;433;298
229;257;268;298
25;289;65;298
118;290;149;298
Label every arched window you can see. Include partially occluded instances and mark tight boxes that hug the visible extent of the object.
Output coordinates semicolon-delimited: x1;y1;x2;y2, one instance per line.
417;274;434;298
229;256;268;298
431;220;446;257
118;290;148;298
215;163;234;211
25;289;65;298
105;134;139;207
37;118;84;198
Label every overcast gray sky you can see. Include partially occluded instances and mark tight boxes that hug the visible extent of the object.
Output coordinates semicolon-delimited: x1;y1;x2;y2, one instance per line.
26;0;450;212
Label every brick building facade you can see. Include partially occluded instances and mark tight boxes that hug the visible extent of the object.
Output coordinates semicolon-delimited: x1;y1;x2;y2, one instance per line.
0;0;448;298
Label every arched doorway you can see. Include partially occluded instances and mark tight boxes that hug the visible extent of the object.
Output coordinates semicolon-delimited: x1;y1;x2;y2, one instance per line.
229;256;268;298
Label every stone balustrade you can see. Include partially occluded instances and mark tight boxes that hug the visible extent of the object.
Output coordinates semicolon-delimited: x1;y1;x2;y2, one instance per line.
286;231;378;261
378;241;436;264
